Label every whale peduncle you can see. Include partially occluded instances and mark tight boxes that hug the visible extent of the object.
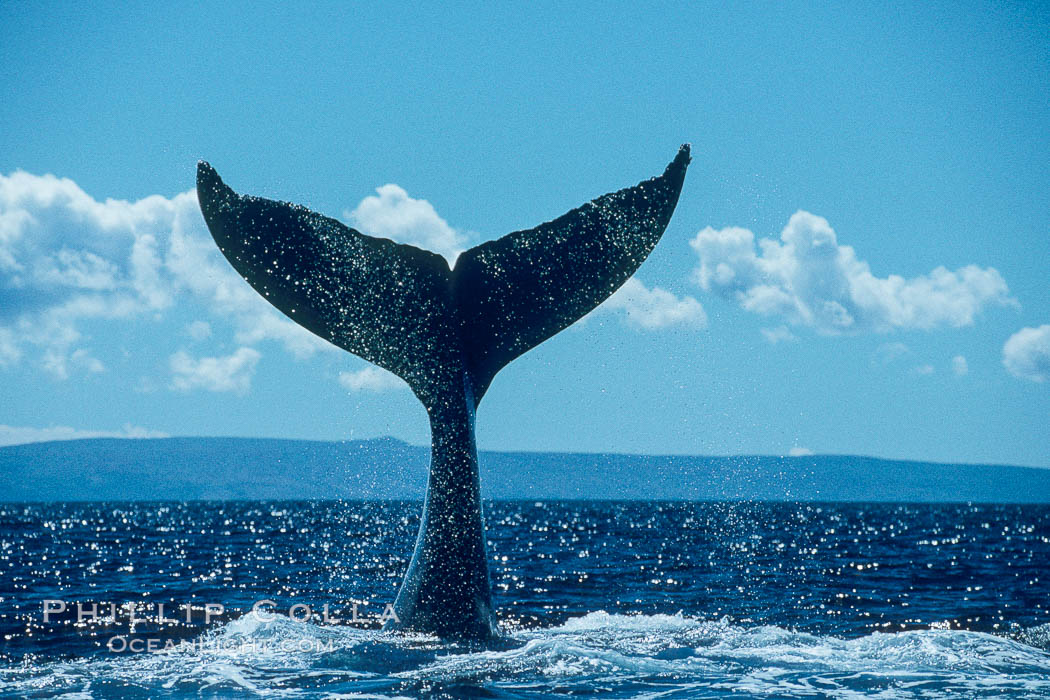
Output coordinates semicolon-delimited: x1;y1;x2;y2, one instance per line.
387;372;499;639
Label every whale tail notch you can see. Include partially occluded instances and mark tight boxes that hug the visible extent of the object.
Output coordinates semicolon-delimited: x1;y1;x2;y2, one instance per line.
196;145;690;405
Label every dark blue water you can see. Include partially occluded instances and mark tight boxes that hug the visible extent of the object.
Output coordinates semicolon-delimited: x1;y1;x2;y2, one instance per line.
1;501;1048;697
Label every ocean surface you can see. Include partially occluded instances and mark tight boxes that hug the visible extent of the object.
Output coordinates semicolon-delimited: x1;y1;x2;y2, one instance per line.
1;500;1048;698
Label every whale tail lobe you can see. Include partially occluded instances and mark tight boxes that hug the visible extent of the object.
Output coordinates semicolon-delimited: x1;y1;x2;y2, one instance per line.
196;145;690;404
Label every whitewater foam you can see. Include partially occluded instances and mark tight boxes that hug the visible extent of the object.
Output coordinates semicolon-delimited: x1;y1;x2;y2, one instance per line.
3;611;1049;698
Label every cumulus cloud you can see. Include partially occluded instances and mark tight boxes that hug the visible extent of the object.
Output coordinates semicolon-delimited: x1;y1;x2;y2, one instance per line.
691;211;1015;334
45;347;105;379
0;327;19;367
170;347;260;394
0;423;168;447
1003;324;1050;383
346;184;468;263
952;355;969;376
338;366;406;392
761;325;797;344
788;446;814;457
0;171;335;380
186;320;211;341
597;278;707;330
873;341;910;366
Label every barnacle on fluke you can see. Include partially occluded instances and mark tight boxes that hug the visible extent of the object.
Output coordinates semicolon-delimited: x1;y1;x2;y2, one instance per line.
196;145;690;640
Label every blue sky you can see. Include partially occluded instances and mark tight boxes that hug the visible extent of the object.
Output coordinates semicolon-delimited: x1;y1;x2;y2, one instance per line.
1;2;1048;467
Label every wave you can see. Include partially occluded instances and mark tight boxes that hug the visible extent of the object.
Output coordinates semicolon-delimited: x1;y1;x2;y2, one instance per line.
2;612;1049;698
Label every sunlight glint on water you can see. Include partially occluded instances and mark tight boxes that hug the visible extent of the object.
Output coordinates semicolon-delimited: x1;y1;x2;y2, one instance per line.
1;501;1048;698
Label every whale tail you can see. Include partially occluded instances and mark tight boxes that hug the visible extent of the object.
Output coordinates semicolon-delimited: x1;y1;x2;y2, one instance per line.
196;145;690;405
198;147;690;639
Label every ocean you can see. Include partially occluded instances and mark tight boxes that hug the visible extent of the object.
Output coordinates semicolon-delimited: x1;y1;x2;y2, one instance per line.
1;500;1048;698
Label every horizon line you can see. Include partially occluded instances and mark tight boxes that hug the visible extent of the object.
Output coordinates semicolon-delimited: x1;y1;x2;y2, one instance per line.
2;434;1048;471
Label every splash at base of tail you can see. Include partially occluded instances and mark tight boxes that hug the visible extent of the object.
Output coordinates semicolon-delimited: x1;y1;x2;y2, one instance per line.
196;145;690;640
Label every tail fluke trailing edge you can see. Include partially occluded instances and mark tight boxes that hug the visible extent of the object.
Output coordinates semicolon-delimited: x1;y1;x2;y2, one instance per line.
196;145;690;406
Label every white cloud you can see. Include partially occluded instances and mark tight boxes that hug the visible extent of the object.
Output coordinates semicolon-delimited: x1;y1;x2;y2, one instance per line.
33;248;119;290
0;327;22;367
134;376;159;394
231;312;328;360
77;350;105;373
913;364;935;376
0;423;168;447
170;347;260;394
0;171;334;379
338;366;406;392
1003;324;1050;383
874;341;910;365
597;278;707;330
186;320;212;341
788;446;814;456
690;211;1015;334
346;184;468;263
761;325;797;344
952;355;969;376
45;348;106;379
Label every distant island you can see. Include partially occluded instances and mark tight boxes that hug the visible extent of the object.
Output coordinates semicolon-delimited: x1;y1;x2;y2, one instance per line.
1;437;1047;502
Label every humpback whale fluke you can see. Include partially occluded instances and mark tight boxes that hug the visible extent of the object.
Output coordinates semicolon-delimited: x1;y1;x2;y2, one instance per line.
196;145;690;640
